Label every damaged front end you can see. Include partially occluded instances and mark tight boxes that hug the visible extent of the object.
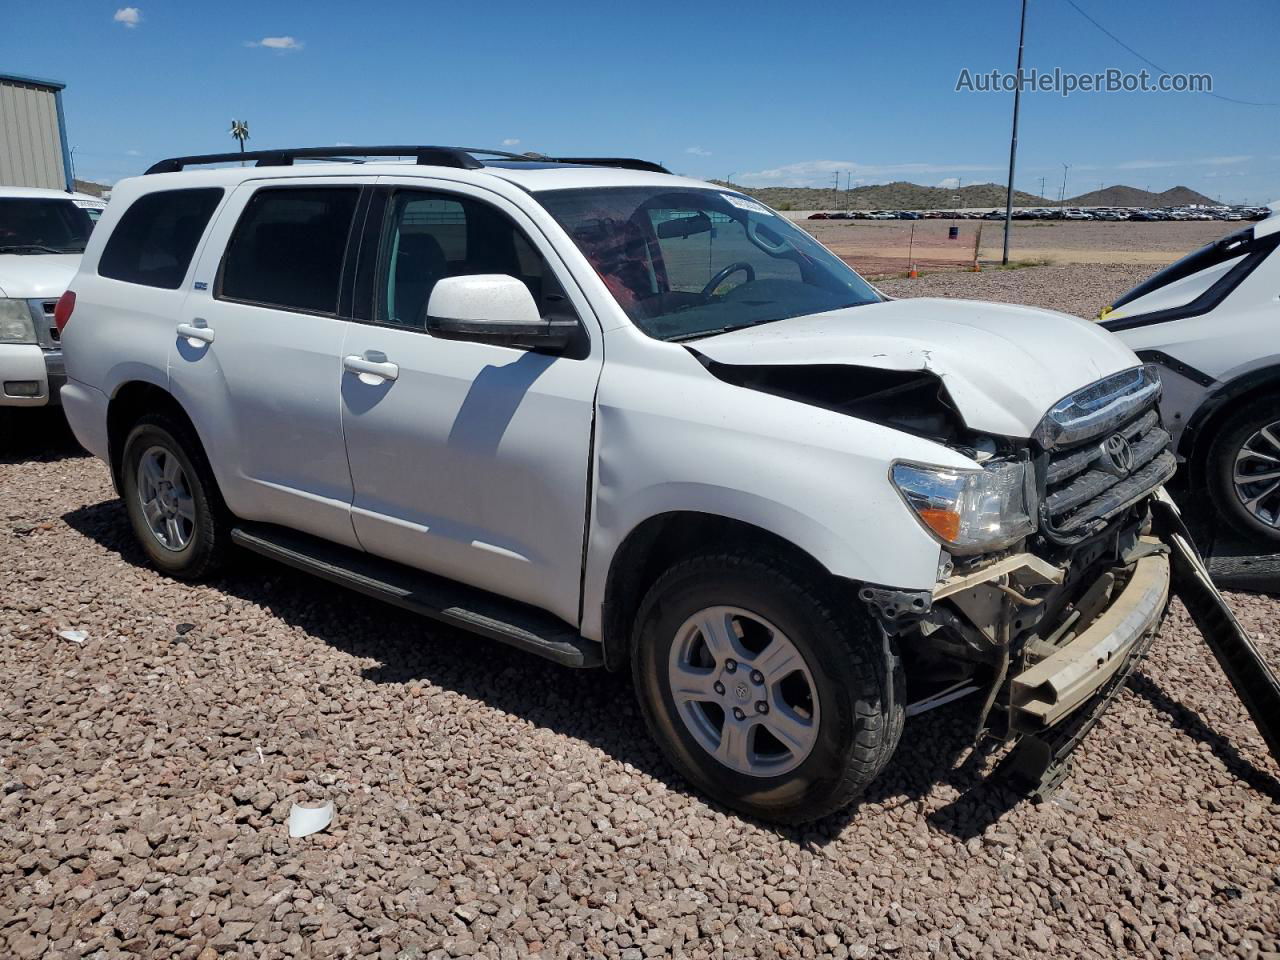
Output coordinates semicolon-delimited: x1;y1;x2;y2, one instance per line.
877;366;1182;794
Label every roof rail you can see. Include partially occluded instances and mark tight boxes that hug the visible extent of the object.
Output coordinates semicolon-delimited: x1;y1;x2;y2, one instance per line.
144;145;670;176
542;157;670;174
144;145;529;175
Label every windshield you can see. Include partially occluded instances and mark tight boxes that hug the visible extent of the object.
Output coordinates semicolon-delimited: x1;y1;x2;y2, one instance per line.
537;187;880;341
0;197;95;254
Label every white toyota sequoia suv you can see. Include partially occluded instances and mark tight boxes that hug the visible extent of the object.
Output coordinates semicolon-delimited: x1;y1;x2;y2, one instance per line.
59;146;1196;822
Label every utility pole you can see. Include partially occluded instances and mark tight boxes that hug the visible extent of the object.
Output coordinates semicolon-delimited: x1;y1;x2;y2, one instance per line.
1001;0;1028;265
1039;175;1046;201
833;172;841;211
1059;162;1071;203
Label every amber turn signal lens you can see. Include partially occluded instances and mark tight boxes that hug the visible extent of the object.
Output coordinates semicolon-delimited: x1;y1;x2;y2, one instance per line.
917;508;961;543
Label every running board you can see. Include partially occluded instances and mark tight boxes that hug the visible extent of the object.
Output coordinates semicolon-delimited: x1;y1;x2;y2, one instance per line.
230;524;602;668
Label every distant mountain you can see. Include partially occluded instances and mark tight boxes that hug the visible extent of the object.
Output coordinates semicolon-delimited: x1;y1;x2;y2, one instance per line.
73;179;111;197
1063;184;1216;207
712;180;1047;211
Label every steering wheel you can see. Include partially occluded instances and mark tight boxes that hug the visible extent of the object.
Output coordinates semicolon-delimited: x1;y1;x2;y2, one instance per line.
701;261;755;298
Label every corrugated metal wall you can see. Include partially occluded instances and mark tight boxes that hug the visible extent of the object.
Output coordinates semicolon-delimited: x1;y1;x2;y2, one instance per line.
0;79;66;190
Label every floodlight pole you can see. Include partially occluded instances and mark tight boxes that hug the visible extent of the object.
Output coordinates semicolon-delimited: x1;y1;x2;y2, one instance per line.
1002;0;1028;265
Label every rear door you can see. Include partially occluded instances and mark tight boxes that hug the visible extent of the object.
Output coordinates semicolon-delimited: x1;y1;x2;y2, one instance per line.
338;178;603;624
170;178;364;547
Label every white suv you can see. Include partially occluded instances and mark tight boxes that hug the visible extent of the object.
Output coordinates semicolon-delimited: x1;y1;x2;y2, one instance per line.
0;186;103;427
59;146;1209;821
1103;207;1280;543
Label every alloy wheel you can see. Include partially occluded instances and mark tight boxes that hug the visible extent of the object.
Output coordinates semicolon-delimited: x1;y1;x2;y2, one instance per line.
136;445;196;551
1233;421;1280;529
667;605;820;777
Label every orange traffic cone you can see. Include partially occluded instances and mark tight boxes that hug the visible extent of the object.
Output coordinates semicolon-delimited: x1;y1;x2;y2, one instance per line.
908;264;918;278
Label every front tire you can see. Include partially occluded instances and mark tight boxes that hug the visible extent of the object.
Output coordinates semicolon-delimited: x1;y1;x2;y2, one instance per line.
632;552;901;824
121;414;229;579
1205;395;1280;545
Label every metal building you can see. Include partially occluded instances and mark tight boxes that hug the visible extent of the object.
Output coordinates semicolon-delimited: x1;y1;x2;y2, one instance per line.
0;72;73;191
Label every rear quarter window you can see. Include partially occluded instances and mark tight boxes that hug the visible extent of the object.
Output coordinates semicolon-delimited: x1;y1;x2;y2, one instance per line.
98;188;224;289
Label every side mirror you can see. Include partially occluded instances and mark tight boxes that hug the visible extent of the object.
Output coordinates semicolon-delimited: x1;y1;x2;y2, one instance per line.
426;275;576;352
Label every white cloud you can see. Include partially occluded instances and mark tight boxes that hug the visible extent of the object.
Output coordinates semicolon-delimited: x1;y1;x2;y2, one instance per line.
113;7;141;27
736;159;1001;188
685;146;712;157
246;36;303;51
126;149;142;157
502;138;521;147
935;177;960;189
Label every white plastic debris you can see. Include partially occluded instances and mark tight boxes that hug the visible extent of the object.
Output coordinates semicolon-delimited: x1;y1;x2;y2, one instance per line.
288;800;335;838
58;630;88;645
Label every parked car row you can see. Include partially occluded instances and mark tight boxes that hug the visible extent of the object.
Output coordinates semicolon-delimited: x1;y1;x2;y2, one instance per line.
808;205;1268;222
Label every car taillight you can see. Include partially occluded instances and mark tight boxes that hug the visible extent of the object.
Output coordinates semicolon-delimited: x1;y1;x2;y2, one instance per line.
54;291;76;333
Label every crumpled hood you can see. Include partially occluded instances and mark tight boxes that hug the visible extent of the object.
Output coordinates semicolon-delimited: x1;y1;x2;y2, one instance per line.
693;297;1141;438
0;254;80;299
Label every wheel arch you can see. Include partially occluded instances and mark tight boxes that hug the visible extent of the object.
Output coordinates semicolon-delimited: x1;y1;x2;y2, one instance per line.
599;511;847;672
1180;365;1280;482
106;381;205;491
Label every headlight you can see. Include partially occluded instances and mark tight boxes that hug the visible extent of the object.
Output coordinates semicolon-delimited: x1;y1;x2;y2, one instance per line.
892;460;1035;553
0;299;36;344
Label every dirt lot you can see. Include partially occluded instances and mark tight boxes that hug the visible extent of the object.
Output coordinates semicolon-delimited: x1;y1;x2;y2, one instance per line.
797;219;1231;277
3;264;1279;960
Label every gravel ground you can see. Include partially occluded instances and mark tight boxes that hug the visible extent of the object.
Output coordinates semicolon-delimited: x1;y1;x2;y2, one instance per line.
3;266;1279;959
878;263;1159;319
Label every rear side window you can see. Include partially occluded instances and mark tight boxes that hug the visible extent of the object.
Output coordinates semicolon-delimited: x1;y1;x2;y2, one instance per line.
98;188;223;288
219;187;359;314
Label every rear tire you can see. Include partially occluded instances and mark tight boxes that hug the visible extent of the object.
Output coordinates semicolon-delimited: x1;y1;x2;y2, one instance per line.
1205;395;1280;546
121;414;229;579
632;552;901;824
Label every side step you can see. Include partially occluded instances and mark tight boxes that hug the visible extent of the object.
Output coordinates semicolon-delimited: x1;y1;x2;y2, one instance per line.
230;524;602;668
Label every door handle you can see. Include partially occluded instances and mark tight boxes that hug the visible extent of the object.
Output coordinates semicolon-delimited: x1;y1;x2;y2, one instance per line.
343;354;399;382
177;319;215;344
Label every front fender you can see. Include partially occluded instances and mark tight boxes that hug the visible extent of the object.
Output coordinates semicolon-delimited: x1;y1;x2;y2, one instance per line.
578;353;971;640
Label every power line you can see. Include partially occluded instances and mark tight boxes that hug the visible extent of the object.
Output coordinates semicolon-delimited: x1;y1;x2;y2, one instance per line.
1062;0;1279;108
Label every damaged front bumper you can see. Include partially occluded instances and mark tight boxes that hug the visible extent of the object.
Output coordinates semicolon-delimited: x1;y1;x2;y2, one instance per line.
906;491;1274;798
896;492;1180;796
1007;549;1168;733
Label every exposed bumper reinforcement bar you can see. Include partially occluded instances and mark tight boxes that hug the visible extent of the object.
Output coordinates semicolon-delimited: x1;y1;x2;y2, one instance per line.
1008;551;1169;733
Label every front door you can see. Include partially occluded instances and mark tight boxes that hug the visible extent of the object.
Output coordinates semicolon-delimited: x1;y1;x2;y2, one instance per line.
339;180;603;625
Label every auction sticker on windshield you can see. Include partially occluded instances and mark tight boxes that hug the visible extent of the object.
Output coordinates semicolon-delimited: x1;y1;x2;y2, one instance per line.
721;193;772;216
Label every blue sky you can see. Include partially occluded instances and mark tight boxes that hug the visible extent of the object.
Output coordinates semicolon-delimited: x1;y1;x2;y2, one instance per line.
4;0;1277;202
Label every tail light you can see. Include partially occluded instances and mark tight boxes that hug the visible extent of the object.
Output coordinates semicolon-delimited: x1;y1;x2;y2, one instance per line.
54;291;76;333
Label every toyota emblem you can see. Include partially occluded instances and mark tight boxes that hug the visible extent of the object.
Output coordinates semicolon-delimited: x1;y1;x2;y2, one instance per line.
1100;433;1135;476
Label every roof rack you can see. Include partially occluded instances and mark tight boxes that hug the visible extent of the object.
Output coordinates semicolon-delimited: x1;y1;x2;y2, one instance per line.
541;157;670;174
144;146;670;176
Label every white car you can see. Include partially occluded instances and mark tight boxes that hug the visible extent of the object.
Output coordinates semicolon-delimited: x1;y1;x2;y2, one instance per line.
1103;206;1280;543
0;186;102;427
59;145;1198;822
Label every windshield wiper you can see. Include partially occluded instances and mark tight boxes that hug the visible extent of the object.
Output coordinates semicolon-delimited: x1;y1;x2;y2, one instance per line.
0;243;66;254
667;317;787;343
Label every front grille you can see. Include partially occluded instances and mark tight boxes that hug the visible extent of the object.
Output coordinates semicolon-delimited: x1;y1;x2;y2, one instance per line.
1039;370;1176;543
